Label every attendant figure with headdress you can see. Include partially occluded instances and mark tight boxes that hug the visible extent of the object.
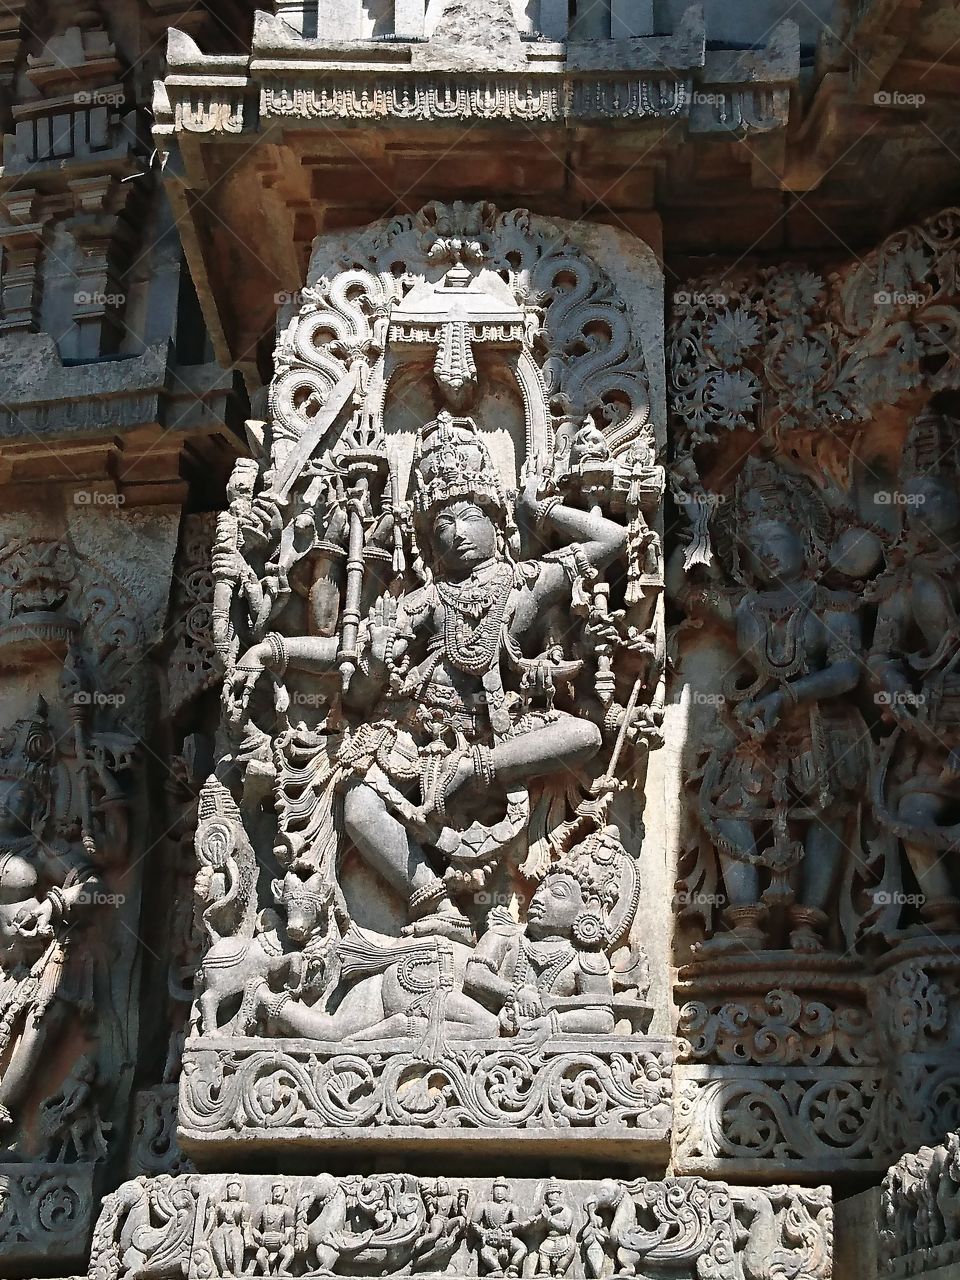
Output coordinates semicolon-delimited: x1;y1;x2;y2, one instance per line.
0;700;114;1131
461;826;634;1041
868;404;960;935
679;457;869;953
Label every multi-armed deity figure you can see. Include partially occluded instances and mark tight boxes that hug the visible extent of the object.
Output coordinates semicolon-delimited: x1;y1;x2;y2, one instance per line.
677;459;871;953
868;405;960;934
227;411;626;942
199;202;664;1055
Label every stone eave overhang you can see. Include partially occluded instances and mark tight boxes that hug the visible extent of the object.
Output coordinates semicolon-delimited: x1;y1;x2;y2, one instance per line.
0;339;246;500
153;6;799;145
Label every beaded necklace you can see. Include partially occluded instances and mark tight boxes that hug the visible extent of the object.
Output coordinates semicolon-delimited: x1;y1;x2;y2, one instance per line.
435;560;515;675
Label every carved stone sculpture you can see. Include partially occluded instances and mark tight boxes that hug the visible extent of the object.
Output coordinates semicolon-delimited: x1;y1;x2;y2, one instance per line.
88;1173;832;1280
673;458;874;954
180;201;669;1158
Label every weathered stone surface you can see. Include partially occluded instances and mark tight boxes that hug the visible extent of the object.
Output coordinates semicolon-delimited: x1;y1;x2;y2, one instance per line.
184;200;668;1163
87;1173;832;1280
9;4;960;1278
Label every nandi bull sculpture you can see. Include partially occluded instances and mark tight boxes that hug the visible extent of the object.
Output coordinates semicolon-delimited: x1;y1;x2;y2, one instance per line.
193;779;337;1034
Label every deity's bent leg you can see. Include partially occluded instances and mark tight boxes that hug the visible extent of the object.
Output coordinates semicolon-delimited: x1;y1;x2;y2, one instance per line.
342;779;445;896
342;780;471;937
899;790;960;930
489;715;601;784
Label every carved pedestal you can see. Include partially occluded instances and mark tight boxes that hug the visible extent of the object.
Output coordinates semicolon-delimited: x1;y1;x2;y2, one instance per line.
179;1035;674;1162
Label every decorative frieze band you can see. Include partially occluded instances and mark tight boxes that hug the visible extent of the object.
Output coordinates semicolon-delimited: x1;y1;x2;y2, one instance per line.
178;1038;674;1157
88;1173;832;1280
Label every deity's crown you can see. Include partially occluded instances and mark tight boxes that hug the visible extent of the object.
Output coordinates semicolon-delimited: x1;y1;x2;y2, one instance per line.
902;403;960;481
547;825;639;951
412;410;506;517
0;697;55;793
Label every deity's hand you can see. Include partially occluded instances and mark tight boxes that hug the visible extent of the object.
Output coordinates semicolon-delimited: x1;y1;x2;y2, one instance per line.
736;690;783;739
212;546;245;584
224;641;273;725
14;898;55;939
517;457;553;518
367;596;405;670
244;496;283;547
514;1012;555;1053
513;985;545;1020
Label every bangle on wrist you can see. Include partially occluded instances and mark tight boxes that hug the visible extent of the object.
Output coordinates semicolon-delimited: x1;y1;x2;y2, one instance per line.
534;496;562;528
264;632;288;675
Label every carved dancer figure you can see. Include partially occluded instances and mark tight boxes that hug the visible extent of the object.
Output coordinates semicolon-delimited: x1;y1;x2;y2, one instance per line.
413;1178;469;1272
250;1184;295;1276
0;700;125;1129
208;1180;251;1277
678;461;869;952
868;405;960;933
472;1178;529;1277
37;1053;111;1161
227;413;624;941
532;1181;576;1277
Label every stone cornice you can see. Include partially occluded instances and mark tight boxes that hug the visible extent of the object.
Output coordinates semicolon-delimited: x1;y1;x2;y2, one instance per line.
153;7;799;144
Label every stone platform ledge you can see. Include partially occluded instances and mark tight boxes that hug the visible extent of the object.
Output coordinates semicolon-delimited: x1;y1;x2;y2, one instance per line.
0;1161;96;1275
87;1173;832;1280
177;1035;673;1160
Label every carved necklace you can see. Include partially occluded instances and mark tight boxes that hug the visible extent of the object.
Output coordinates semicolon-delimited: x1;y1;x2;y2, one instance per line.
435;561;515;675
744;583;815;680
518;937;573;993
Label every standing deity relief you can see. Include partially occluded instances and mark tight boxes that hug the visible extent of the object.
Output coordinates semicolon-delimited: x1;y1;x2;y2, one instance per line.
195;202;665;1066
669;210;960;957
0;538;140;1161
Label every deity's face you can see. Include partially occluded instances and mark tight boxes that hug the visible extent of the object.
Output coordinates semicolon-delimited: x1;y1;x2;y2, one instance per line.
526;872;584;940
227;1183;241;1201
905;477;960;542
747;518;805;585
272;1186;285;1205
431;501;498;578
493;1184;507;1203
0;782;34;837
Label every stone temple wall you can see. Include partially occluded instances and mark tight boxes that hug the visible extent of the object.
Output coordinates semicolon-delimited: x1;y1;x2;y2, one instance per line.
2;1;960;1277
